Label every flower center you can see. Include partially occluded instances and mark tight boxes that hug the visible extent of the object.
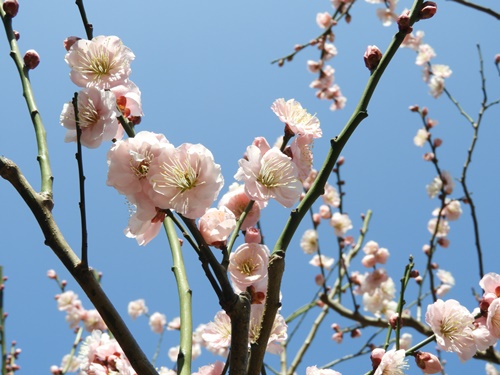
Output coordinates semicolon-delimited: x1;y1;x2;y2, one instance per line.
160;159;199;192
257;158;290;189
78;98;99;128
238;259;259;276
129;150;153;179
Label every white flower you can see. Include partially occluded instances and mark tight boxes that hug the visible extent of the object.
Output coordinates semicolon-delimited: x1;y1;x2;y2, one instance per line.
300;229;318;254
271;98;322;138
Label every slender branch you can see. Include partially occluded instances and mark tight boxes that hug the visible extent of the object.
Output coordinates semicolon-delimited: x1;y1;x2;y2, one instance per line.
0;5;53;198
72;93;89;269
0;266;5;375
448;0;500;20
164;217;192;375
75;0;93;39
0;157;158;375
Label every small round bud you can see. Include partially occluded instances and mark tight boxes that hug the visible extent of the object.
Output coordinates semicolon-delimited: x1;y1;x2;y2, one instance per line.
315;274;324;286
351;328;361;338
332;332;343;343
415;275;423;284
423;152;435;161
422;107;428;116
244;227;262;244
433;138;443;147
495;54;500;65
410;270;420;278
3;0;19;18
23;49;40;70
13;30;19;40
294;44;302;52
409;105;419;112
415;351;443;374
278;59;284;67
419;2;437;20
336;156;345;166
364;45;383;72
47;270;57;279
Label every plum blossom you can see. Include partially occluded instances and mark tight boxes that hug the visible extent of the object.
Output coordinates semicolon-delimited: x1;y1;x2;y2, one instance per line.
218;183;262;230
426;299;489;361
235;145;302;208
486;363;500;375
125;197;165;246
415;352;443;374
65;35;135;89
228;243;269;289
309;254;334;269
248;304;287;352
413;128;429;147
107;131;171;198
149;312;167;334
480;272;500;296
361;240;390;268
433;199;462;221
330;212;352;237
202;311;232;350
128;299;148;319
158;367;177;375
373;349;408;375
198;207;236;247
436;269;455;297
289;134;314;181
60;87;118;148
322;183;340;207
192;361;225;375
300;229;319;254
149;143;224;219
78;330;135;375
376;0;398;26
426;171;454;198
271;98;322;138
401;30;425;51
316;12;334;29
427;217;450;238
416;44;436;66
111;80;143;119
82;309;107;332
306;366;342;375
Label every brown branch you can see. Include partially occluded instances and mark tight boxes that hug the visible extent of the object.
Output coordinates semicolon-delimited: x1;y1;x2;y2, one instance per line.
0;156;157;375
449;0;500;20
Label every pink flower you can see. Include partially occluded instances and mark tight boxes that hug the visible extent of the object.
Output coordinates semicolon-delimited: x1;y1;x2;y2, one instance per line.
289;134;314;181
82;309;107;332
249;304;287;352
78;330;135;375
316;12;334;29
271;98;322;138
234;145;302;208
427;218;450;238
425;299;479;361
228;243;269;289
198;207;236;247
128;299;148;319
202;311;232;350
300;229;318;254
125;196;165;246
65;35;135;89
322;183;340;208
60;87;118;148
309;254;334;269
149;143;224;219
330;212;352;237
416;44;436;66
149;312;167;334
111;80;143;118
192;361;225;375
306;366;342;375
373;349;408;375
107;131;171;198
218;183;262;230
480;273;500;296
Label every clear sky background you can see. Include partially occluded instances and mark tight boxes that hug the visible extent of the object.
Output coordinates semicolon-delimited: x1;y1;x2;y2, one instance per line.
1;0;500;374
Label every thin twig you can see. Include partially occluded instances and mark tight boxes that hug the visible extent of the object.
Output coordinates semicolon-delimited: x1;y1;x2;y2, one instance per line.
448;0;500;20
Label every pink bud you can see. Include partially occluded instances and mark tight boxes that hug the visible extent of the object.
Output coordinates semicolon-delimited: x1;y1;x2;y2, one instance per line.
332;332;343;343
312;213;322;225
422;107;428;116
409;105;419;112
3;0;19;18
315;274;325;286
294;44;302;52
244;227;262;244
13;30;19;41
336;156;345;166
410;270;420;278
437;237;449;248
415;352;443;374
433;138;442;147
364;45;382;72
64;36;81;51
397;11;413;34
319;205;331;220
331;323;340;331
47;270;57;279
423;152;435;161
23;49;40;70
415;275;423;284
419;2;437;20
370;348;385;370
495;54;500;64
351;329;361;338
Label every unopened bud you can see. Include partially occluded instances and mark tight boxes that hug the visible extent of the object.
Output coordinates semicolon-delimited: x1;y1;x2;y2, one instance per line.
423;152;435;161
419;2;437;20
437;237;449;248
422;107;428;116
351;328;361;338
13;30;19;41
415;351;443;374
345;13;352;24
64;36;81;51
433;138;442;147
410;270;420;278
244;227;262;244
3;0;19;18
409;105;419;112
23;49;40;70
397;11;412;34
336;156;345;166
294;44;302;52
278;59;284;67
364;45;382;72
495;54;500;65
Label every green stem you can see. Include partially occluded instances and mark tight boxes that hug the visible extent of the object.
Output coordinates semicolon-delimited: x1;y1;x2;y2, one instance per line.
164;217;192;375
0;5;53;197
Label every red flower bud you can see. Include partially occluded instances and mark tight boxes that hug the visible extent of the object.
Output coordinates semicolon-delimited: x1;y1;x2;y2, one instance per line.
419;2;437;20
3;0;19;18
364;45;383;72
23;49;40;70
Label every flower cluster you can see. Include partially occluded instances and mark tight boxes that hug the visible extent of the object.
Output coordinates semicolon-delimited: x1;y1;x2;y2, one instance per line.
60;35;143;148
401;30;452;98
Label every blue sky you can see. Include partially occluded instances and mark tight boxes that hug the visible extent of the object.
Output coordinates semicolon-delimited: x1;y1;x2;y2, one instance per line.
1;0;500;374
